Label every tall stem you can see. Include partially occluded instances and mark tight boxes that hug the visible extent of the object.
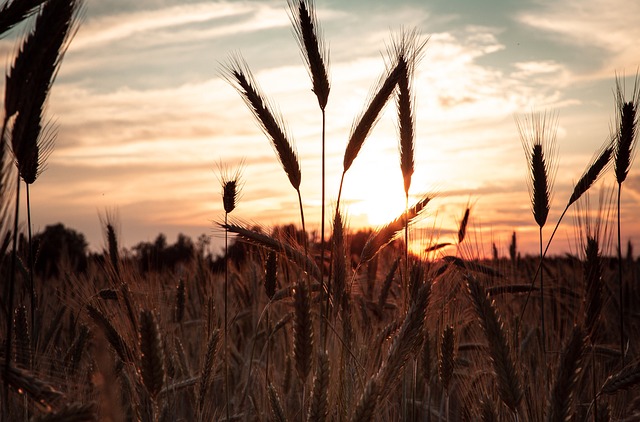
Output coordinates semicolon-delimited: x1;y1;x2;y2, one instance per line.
618;182;624;365
319;109;326;348
404;195;409;311
296;189;308;273
26;183;36;353
336;171;345;214
539;227;546;360
224;212;230;422
4;170;21;414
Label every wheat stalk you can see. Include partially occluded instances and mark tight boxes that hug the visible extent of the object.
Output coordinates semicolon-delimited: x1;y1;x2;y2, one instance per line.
350;378;379;422
613;73;639;364
288;0;330;111
376;282;431;399
223;222;321;281
86;304;133;363
268;383;288;422
307;350;330;422
139;309;165;399
360;195;431;264
198;329;220;418
517;111;558;357
466;275;522;413
601;363;640;395
546;326;585;422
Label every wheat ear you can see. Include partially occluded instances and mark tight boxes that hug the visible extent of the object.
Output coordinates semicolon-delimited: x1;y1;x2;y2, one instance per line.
360;195;431;264
223;222;321;281
0;0;47;36
546;326;585;422
613;73;639;364
268;383;288;422
86;304;133;363
139;309;165;399
350;378;379;422
307;350;330;422
377;282;431;398
288;0;330;111
466;275;522;413
198;329;220;416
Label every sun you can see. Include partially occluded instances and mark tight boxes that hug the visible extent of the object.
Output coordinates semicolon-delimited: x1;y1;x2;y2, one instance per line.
341;163;409;227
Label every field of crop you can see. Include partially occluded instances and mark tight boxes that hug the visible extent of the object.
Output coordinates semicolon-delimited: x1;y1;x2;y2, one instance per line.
2;0;640;421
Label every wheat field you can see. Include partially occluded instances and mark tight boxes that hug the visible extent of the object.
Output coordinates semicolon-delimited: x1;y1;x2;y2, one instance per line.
1;0;640;421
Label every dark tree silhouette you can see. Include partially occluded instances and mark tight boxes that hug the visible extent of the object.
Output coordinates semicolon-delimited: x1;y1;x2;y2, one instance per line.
32;223;87;277
133;233;195;273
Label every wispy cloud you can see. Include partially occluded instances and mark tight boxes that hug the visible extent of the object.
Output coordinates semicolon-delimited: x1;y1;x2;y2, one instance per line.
517;0;640;75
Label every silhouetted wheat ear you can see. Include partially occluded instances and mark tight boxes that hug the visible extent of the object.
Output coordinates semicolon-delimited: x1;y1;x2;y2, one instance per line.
360;195;432;264
223;56;301;190
458;206;470;244
86;304;132;363
546;326;585;422
393;29;427;196
568;143;613;206
2;361;64;406
106;223;119;271
4;0;80;121
307;350;330;422
350;378;379;422
614;75;639;184
198;329;220;415
220;162;243;214
288;0;330;110
293;281;313;382
377;257;399;311
509;231;517;262
264;250;277;300
174;278;185;323
377;282;431;397
31;402;98;422
601;363;640;395
223;222;322;281
439;325;455;392
8;0;82;185
139;309;165;399
466;275;522;413
584;236;603;338
517;112;558;228
14;305;31;368
268;383;288;422
0;0;47;36
343;48;407;174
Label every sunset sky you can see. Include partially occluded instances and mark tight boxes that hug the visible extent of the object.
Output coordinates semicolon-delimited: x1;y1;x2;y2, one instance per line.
2;0;639;257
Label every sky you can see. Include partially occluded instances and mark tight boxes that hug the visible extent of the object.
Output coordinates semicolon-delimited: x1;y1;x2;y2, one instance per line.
2;0;640;258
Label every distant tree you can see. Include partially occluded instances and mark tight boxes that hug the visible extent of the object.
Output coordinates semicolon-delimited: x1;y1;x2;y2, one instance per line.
132;233;195;273
32;223;88;277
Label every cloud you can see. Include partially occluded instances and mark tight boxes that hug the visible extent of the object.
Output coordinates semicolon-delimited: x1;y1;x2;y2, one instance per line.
516;0;640;75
